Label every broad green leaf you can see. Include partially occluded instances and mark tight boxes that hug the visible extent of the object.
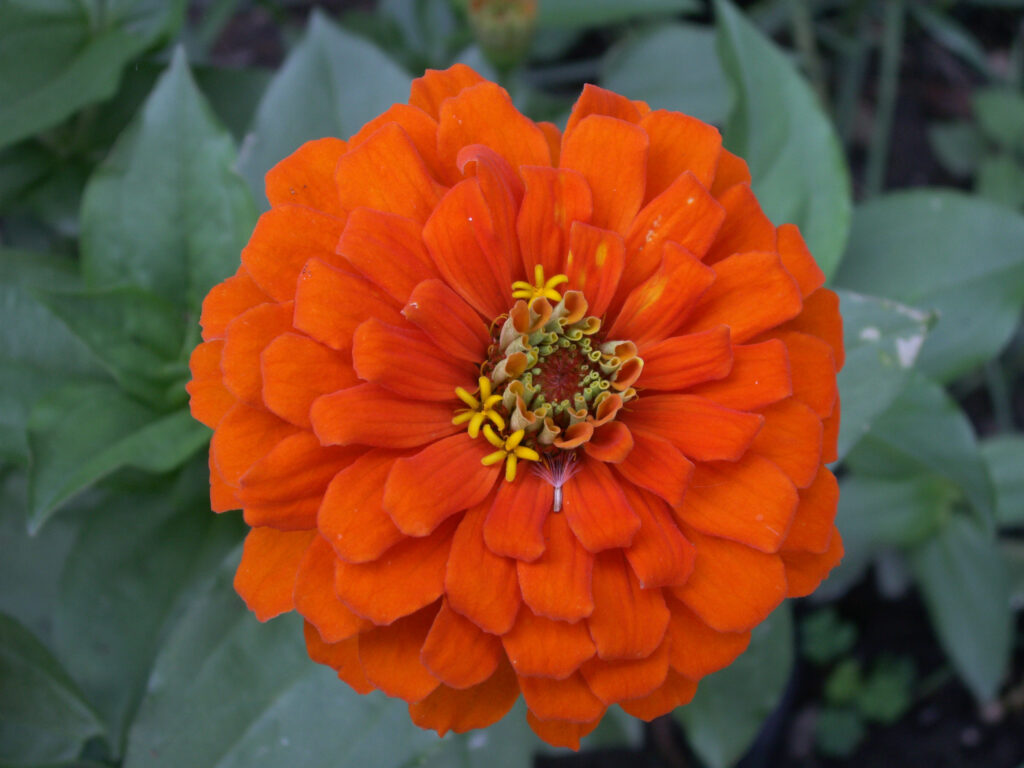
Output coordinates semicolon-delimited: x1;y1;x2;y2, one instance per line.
0;0;184;149
677;604;793;768
910;514;1012;701
981;435;1024;525
834;290;933;461
600;23;731;125
846;373;996;525
27;382;209;531
910;4;994;78
81;47;256;314
977;154;1024;209
834;190;1024;381
1004;541;1024;610
538;0;699;28
238;11;410;202
974;87;1024;152
54;467;243;756
0;612;106;767
123;552;451;768
927;120;985;178
714;0;851;278
194;65;274;142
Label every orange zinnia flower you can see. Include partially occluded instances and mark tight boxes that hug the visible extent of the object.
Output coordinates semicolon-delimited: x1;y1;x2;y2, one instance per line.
188;64;843;749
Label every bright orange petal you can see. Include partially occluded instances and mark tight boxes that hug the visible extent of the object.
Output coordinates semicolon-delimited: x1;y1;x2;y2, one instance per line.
420;599;502;689
564;83;643;136
621;483;695;589
776;287;845;370
294;536;369;642
265;137;347;215
782;526;844;597
200;267;270;341
358;603;441;702
563;222;625;319
782;467;839;554
583;421;634;464
666;596;750;680
211;402;298;486
520;672;605;723
502;608;597;679
562;458;640;553
409;64;486;120
750;398;823;489
709;149;751;196
346;103;445;184
704;183;776;264
776;223;826;299
618;668;697;721
689;339;792;411
303;622;373;694
587;550;669;660
484;471;552;561
409;657;520;735
640;110;722;198
623;394;763;463
517;166;592;279
638;326;732;391
233;527;315;621
209;450;239;512
526;711;601;751
403;279;491;364
261;333;358;428
614;430;694;510
580;636;670;704
518;512;594;622
187;340;234;428
775;331;839;418
821;397;840;463
221;301;294;405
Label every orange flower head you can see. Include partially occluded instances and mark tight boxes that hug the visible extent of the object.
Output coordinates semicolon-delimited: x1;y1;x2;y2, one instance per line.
188;65;844;750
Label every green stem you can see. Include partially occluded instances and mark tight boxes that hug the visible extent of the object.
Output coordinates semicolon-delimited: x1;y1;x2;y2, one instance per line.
985;359;1014;433
788;0;828;106
864;0;905;197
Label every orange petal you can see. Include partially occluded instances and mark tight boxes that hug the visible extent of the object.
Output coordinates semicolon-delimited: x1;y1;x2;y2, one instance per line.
518;512;594;622
621;172;724;301
334;123;442;223
265;137;346;215
346;103;444;184
583;421;634;464
750;398;823;489
358;603;441;702
638;326;732;391
560;115;648;235
538;121;563;164
445;500;521;634
209;450;239;512
776;331;838;418
564;222;625;319
437;82;551;173
502;609;597;679
565;83;643;137
704;183;777;264
621;484;695;589
334;519;455;625
456;144;522;273
200;267;271;341
674;454;798;553
238;431;363;529
609;243;715;346
410;657;520;736
261;332;358;428
526;711;601;750
422;178;514;319
294;536;369;643
211;402;298;486
403;279;491;364
517;166;592;279
580;636;670;704
293;258;404;353
520;672;605;723
241;206;347;302
689;339;792;411
233;527;315;621
782;525;843;597
613;431;693;511
221;301;294;405
319;448;406;563
666;596;750;680
619;668;697;721
685;251;803;343
303;621;373;694
562;458;641;553
420;599;502;689
587;550;669;660
187;340;234;428
821;397;840;463
782;467;839;554
484;471;552;561
709;149;751;196
383;434;500;536
672;527;787;633
310;383;458;449
640;110;722;199
409;64;486;120
777;223;826;299
776;287;845;370
337;207;440;305
623;394;764;463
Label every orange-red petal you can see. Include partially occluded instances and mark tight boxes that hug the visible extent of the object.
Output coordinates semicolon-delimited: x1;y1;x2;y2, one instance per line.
782;467;839;554
614;430;694;510
220;301;294;405
403;279;491;364
200;267;271;341
211;402;298;486
587;550;669;660
565;83;643;136
265;137;347;215
750;398;823;489
638;326;732;391
776;223;825;299
420;599;502;689
187;340;234;428
518;512;594;622
261;333;358;428
502;609;597;679
782;526;844;597
580;636;670;704
563;222;625;319
484;471;552;561
303;622;373;694
358;603;441;702
409;64;486;120
562;458;640;553
666;596;750;680
583;421;634;464
526;712;601;751
689;339;792;411
234;527;315;621
520;672;605;723
619;668;698;721
294;536;369;643
517;166;592;278
640;110;722;198
704;183;776;264
409;657;520;735
621;484;695;588
776;331;839;418
623;394;763;463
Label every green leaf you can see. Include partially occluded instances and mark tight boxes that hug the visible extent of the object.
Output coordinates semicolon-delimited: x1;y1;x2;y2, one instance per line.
814;707;864;759
977;153;1024;210
801;608;856;667
824;659;863;706
1003;540;1024;611
835;190;1024;381
27;382;209;531
839;474;954;548
927;120;985;178
834;290;933;461
846;373;996;525
81;47;256;314
600;23;731;125
538;0;699;28
856;656;914;725
911;4;994;78
0;0;184;149
909;514;1013;701
677;604;793;768
0;612;106;767
123;552;452;768
238;11;411;202
714;0;851;278
194;65;274;142
973;87;1024;152
981;435;1024;526
54;467;243;756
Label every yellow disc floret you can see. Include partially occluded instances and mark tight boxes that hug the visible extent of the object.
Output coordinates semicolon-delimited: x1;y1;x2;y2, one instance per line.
511;264;569;302
481;425;541;482
453;376;505;438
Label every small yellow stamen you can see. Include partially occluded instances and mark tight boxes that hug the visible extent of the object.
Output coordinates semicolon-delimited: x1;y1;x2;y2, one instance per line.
481;425;540;482
511;265;569;302
453;377;505;437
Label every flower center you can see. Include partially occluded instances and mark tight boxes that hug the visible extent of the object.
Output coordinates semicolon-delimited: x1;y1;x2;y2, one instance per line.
453;267;643;482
